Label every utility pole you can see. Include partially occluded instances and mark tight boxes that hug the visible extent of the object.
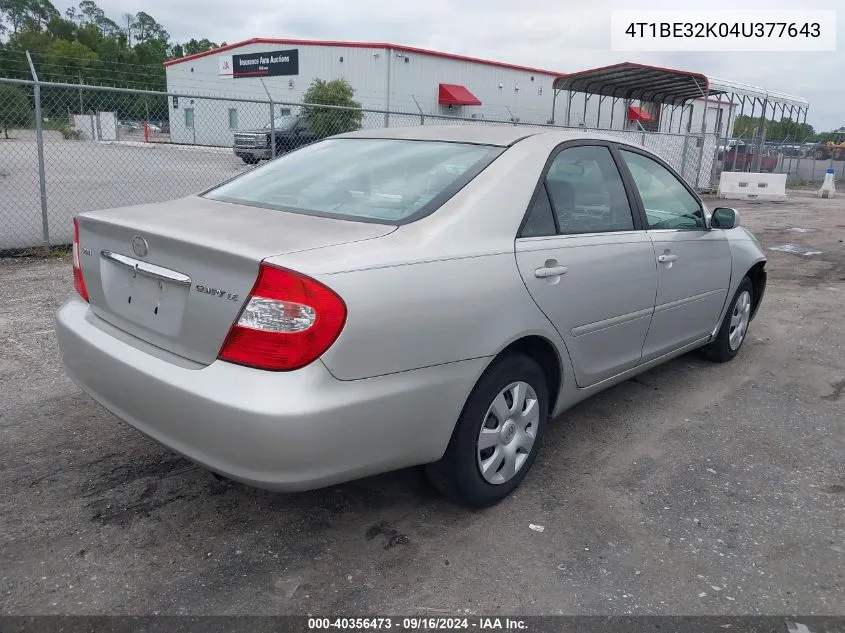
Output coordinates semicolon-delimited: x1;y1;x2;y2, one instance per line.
78;71;84;114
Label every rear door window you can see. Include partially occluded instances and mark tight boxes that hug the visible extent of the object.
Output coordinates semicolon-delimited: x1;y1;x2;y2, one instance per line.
544;145;635;234
520;184;557;237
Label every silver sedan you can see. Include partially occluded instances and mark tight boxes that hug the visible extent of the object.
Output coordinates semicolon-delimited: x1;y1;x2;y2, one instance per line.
56;126;767;508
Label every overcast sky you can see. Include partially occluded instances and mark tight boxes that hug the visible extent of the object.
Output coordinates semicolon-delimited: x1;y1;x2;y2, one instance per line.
62;0;843;130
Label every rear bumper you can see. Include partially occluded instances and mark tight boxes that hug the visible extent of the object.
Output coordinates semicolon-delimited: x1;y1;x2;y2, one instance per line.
55;297;487;491
233;147;272;160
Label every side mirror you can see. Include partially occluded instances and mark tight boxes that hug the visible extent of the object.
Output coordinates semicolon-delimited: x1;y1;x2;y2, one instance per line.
712;207;739;230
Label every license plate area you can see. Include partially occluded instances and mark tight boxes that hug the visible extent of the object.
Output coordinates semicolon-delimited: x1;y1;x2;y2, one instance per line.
99;251;190;337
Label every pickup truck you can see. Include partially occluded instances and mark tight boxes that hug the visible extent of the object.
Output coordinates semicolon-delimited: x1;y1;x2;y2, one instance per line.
233;115;321;164
723;145;778;173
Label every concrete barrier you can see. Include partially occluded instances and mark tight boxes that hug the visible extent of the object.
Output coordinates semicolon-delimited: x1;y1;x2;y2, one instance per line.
718;172;787;201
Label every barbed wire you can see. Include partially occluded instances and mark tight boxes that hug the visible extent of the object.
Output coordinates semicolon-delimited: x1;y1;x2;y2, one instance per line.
1;47;166;69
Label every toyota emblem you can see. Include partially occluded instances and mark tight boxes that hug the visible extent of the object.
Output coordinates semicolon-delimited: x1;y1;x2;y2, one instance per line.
131;236;148;258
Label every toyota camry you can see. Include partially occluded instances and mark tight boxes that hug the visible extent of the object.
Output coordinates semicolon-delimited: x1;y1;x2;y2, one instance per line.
56;126;766;507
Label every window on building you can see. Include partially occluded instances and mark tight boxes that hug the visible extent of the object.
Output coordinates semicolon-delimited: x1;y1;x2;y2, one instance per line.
184;108;194;129
714;108;724;135
228;108;238;130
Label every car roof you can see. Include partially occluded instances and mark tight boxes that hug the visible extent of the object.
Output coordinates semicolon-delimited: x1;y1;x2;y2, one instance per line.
335;125;645;148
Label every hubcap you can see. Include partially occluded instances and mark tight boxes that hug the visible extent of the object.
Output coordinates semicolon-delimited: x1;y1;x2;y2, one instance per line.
476;381;539;485
729;290;752;351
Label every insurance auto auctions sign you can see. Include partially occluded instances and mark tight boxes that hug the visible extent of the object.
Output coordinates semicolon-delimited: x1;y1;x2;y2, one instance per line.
218;49;299;78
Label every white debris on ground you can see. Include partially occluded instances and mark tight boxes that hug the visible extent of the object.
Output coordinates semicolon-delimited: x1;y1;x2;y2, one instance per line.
769;244;824;256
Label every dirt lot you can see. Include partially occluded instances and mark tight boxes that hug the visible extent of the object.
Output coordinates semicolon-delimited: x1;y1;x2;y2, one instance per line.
0;191;843;616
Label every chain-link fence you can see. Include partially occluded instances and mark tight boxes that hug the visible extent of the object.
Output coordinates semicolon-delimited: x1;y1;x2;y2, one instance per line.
712;135;845;185
1;74;719;254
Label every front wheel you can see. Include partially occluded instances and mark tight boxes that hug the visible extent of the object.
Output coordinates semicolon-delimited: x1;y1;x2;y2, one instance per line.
702;277;754;362
426;353;548;508
241;156;259;165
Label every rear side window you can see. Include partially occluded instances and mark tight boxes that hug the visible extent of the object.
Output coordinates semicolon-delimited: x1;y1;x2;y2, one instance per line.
204;138;501;223
521;185;557;237
545;145;635;234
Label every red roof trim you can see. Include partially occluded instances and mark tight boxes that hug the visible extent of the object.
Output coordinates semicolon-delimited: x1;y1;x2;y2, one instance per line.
553;61;709;91
164;37;561;75
438;83;481;106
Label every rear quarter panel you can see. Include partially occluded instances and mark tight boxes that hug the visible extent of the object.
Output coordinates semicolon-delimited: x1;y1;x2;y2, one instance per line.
313;253;563;380
264;133;573;381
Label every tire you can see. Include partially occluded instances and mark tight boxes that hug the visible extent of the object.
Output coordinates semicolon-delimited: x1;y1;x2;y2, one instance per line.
426;353;548;508
701;277;754;363
241;156;258;165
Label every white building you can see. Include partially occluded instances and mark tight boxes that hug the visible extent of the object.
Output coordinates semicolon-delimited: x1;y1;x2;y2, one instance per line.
164;39;807;160
164;38;572;146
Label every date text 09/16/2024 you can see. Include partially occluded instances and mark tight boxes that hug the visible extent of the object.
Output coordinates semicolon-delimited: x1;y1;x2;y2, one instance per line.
307;617;528;630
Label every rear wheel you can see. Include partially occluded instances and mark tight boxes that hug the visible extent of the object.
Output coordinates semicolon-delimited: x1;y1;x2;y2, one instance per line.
426;353;548;508
241;156;259;165
702;277;754;362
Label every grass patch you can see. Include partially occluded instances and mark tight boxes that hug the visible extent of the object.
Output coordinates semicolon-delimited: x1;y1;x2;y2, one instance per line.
44;120;83;140
786;180;817;189
0;244;71;259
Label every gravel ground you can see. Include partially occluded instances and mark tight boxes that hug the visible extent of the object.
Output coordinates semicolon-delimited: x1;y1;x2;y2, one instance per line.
0;191;843;616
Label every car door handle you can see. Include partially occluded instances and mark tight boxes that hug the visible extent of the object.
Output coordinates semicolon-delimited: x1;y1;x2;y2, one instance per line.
534;265;568;278
657;254;678;263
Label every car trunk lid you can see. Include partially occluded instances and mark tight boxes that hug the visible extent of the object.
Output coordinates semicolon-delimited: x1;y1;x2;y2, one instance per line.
75;196;394;366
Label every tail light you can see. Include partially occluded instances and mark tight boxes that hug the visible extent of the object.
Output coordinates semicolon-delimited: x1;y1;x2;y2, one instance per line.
72;217;89;302
218;263;347;371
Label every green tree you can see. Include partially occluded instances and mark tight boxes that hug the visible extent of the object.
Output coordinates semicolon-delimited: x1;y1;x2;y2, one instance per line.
0;83;32;138
732;114;815;141
76;0;101;26
45;14;76;39
182;37;219;56
0;0;208;121
44;38;96;76
132;11;167;44
0;0;33;34
301;78;363;136
75;0;119;36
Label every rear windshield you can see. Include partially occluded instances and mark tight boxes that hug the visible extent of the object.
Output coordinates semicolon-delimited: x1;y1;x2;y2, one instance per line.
204;138;501;223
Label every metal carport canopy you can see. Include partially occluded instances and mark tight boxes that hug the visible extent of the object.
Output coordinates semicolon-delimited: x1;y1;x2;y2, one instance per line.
552;62;809;108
